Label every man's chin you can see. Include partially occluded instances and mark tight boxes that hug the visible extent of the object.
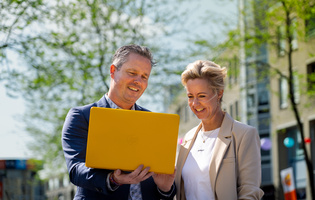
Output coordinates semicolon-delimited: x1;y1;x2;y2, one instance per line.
125;95;141;104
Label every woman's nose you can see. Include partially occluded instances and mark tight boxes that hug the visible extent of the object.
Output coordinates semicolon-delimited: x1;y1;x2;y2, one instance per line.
192;98;200;105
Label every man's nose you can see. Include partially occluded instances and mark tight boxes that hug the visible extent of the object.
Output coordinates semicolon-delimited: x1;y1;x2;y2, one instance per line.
134;76;142;85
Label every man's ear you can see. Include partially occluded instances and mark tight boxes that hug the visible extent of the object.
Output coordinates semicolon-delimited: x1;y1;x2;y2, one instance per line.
110;65;116;78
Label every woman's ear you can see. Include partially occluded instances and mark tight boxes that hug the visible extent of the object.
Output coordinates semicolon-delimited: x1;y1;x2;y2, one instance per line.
218;89;224;100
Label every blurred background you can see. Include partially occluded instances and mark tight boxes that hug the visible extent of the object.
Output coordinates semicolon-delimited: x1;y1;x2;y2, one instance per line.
1;0;315;199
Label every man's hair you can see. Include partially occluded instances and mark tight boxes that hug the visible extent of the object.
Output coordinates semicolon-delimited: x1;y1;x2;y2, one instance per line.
112;44;156;70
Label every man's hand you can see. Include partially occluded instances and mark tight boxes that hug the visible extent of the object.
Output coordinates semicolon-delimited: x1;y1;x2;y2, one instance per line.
112;165;154;185
152;168;176;192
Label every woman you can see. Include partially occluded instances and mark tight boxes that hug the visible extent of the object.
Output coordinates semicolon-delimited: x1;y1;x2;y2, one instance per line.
175;60;264;200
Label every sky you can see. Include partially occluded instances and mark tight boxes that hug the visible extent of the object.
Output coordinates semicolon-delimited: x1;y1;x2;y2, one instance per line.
0;0;238;160
0;85;32;159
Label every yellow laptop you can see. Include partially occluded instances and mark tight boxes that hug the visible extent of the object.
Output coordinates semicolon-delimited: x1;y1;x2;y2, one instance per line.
86;107;180;174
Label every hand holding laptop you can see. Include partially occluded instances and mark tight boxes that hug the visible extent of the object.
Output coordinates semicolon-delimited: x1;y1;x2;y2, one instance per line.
111;164;176;193
152;168;176;192
112;164;154;185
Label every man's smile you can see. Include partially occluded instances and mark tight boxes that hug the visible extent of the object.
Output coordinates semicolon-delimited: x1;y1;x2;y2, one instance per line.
128;86;139;92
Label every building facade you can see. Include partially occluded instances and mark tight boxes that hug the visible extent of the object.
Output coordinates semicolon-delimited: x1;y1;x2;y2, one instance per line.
267;3;315;199
45;174;76;200
0;159;45;200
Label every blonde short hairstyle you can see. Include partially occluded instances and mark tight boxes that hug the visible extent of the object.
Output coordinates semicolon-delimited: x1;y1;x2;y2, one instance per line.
181;60;227;93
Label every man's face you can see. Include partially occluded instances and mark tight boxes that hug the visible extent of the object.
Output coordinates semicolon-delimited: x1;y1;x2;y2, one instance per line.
108;53;152;109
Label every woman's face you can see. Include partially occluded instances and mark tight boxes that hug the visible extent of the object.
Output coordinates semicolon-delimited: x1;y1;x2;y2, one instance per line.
186;78;219;121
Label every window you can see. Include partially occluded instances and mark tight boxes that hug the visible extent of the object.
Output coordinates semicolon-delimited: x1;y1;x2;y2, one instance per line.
307;62;315;92
228;60;233;87
286;126;306;189
278;25;286;56
228;56;239;87
63;175;69;187
258;82;269;105
279;72;300;108
277;18;298;55
291;17;298;50
293;73;300;104
233;56;238;84
279;77;288;109
285;126;304;159
247;93;255;108
305;12;315;37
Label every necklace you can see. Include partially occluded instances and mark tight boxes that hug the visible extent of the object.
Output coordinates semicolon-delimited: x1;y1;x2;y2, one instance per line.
201;133;207;143
197;128;219;152
197;132;210;152
200;128;218;143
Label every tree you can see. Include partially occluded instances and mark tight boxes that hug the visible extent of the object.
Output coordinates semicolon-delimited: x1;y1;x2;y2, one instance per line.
0;0;191;177
264;1;315;199
245;1;315;199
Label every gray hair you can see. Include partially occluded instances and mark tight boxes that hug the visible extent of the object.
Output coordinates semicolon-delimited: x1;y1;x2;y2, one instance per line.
111;44;156;70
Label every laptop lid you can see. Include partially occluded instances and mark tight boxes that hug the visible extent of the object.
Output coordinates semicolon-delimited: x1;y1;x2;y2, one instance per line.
86;107;180;174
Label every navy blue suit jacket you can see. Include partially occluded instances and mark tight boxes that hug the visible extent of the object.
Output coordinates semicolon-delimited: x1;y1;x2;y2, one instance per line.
62;95;176;199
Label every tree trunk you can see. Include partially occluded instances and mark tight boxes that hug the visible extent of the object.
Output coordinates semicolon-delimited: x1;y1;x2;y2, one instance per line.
283;1;315;198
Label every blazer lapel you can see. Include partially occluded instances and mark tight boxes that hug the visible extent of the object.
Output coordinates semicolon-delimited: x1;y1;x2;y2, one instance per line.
175;123;202;200
96;95;110;108
95;95;143;110
209;113;234;192
177;123;202;173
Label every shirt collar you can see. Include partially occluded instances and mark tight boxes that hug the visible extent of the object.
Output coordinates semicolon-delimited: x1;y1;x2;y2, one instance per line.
105;94;135;110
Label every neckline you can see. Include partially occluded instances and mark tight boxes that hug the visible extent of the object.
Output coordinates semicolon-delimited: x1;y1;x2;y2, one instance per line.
202;127;220;136
199;128;219;143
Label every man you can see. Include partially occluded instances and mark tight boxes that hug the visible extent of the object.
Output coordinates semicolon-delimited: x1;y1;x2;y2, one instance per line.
62;44;176;199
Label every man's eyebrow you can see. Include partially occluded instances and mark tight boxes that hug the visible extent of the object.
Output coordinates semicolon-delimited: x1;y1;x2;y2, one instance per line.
126;68;137;72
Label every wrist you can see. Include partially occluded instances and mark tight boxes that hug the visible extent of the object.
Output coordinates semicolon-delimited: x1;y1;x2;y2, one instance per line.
158;186;171;193
158;184;172;193
157;184;174;197
109;172;122;186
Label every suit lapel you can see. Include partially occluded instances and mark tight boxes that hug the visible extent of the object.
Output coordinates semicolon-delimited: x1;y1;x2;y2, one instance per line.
209;113;234;192
96;95;111;108
95;95;143;110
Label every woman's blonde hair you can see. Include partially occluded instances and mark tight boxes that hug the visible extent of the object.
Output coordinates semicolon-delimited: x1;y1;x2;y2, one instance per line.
181;60;227;93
